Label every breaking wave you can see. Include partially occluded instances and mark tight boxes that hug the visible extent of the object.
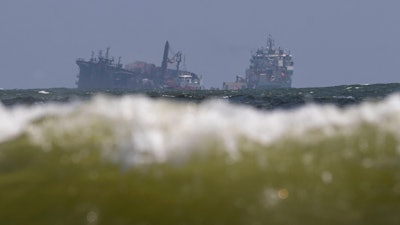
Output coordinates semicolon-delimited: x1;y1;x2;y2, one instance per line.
1;94;400;162
1;94;400;224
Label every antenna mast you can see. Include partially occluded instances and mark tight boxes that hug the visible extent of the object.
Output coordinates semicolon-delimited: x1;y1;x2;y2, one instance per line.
105;47;110;60
267;34;275;52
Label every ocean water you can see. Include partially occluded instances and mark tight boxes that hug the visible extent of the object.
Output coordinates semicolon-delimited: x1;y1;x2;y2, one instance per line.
1;83;400;224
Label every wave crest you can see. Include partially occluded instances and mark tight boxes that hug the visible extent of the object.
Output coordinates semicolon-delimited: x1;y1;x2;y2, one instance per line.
2;94;400;165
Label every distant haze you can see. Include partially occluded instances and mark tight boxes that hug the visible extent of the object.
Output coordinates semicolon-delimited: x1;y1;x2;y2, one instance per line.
1;0;399;89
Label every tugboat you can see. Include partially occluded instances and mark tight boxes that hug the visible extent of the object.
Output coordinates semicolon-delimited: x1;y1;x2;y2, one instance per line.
76;41;203;90
223;35;294;90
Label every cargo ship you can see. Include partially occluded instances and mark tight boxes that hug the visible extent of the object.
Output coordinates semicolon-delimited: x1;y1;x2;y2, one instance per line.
76;41;203;90
223;35;294;90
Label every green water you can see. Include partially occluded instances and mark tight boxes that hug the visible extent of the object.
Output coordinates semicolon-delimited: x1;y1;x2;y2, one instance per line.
1;125;400;225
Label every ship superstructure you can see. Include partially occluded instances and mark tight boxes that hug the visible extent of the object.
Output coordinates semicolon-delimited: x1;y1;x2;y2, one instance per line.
246;35;294;88
76;42;203;90
223;35;294;90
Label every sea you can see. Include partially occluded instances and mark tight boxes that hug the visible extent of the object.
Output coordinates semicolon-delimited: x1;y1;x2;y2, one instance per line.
1;83;400;225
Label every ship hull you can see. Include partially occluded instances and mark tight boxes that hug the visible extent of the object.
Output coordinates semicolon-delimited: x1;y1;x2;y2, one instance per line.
76;60;142;89
256;81;292;89
76;43;202;90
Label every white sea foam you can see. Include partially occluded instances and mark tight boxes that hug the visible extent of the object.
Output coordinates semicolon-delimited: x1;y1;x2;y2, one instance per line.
0;102;77;143
1;94;400;164
38;90;50;94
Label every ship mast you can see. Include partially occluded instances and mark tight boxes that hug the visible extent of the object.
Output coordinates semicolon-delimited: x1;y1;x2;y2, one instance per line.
90;51;95;61
267;34;275;53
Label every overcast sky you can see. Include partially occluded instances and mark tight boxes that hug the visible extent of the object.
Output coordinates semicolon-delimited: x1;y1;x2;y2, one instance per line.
1;0;399;89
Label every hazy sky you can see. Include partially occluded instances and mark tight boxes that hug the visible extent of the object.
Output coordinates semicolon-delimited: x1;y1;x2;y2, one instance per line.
1;0;399;89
